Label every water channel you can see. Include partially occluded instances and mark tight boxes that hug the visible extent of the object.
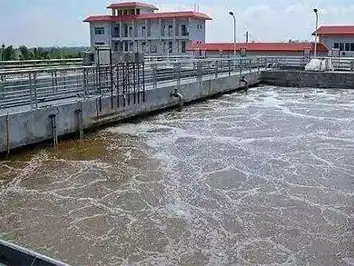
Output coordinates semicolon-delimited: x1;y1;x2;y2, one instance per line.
1;86;354;265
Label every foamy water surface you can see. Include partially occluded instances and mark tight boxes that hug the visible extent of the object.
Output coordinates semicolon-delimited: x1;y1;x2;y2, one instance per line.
1;86;354;265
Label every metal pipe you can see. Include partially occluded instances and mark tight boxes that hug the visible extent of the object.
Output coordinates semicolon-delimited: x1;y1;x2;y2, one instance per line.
75;109;84;139
49;114;58;147
171;88;184;107
240;76;249;91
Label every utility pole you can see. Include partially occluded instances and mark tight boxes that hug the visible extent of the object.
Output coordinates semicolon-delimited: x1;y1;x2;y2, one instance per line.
245;31;249;43
313;8;319;58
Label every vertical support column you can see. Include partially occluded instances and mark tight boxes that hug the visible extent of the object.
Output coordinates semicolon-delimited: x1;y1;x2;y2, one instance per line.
119;21;122;38
159;18;162;40
145;19;148;39
6;113;10;157
49;114;58;147
257;58;260;73
173;18;176;39
228;59;231;76
215;60;219;79
132;20;135;39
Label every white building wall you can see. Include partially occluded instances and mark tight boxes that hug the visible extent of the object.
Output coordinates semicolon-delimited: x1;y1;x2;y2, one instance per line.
320;36;354;57
90;22;112;47
89;16;207;55
189;19;206;42
150;19;161;38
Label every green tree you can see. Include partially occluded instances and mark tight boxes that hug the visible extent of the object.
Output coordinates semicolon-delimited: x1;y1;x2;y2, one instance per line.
1;43;5;61
19;45;30;60
3;45;15;61
32;47;38;59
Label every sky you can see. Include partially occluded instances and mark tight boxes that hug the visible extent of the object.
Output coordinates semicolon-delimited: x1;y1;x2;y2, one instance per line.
1;0;354;47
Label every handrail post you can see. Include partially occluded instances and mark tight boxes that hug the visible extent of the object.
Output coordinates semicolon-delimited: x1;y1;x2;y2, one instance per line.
0;75;4;110
176;62;181;89
29;73;34;110
33;73;38;109
153;63;157;89
239;59;242;75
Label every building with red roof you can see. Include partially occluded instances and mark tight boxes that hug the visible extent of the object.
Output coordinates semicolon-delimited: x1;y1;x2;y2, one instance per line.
187;42;329;57
84;2;211;55
313;26;354;57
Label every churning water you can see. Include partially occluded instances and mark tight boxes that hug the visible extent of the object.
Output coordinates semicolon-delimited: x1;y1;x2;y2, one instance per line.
1;86;354;265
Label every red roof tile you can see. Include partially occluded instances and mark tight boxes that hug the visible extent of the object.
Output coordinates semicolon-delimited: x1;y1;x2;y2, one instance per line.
107;2;158;10
84;11;212;22
187;42;328;53
313;26;354;36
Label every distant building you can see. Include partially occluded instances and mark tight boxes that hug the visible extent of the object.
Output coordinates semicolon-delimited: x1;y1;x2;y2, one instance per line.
187;42;329;57
84;2;212;55
313;26;354;57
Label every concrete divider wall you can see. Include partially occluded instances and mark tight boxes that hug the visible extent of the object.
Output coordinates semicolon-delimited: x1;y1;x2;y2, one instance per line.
0;72;260;153
261;70;354;89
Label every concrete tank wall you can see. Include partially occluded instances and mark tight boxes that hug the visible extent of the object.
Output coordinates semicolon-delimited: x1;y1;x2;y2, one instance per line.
261;70;354;89
0;72;260;154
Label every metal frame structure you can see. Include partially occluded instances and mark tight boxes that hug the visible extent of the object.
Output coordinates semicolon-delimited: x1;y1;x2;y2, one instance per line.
1;56;353;111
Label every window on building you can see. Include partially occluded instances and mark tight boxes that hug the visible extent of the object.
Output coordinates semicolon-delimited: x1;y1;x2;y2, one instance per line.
136;9;140;15
124;41;128;51
118;10;122;16
129;9;135;15
181;41;186;53
141;41;146;52
124;10;128;15
351;43;354;51
168;41;173;53
345;43;350;51
168;25;173;36
94;27;105;35
181;25;188;36
114;42;119;51
128;26;133;37
95;42;105;46
124;24;128;37
150;45;157;53
334;43;339;49
129;42;133;51
114;26;120;37
339;43;344;51
163;42;167;53
142;26;146;37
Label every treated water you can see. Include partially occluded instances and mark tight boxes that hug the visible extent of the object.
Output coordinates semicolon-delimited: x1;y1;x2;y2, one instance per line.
1;86;354;265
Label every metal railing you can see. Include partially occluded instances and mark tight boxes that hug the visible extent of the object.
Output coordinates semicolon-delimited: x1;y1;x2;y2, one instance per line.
4;55;354;111
0;58;83;71
0;57;273;111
